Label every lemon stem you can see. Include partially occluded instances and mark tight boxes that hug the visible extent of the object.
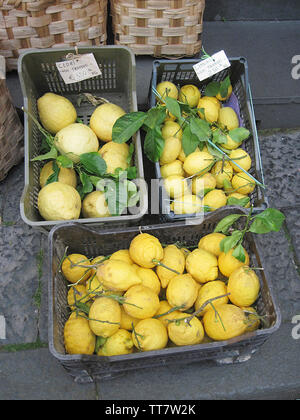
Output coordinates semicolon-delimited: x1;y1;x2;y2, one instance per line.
154;304;186;319
152;259;180;275
131;322;144;352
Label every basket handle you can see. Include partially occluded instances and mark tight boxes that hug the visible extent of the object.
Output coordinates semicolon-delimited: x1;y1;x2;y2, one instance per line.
0;0;22;7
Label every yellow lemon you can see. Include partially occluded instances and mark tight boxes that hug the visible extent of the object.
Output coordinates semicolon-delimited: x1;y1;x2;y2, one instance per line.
203;189;227;211
227;266;260;307
186;248;218;284
100;151;129;175
120;306;139;331
39;161;77;189
164;175;191;199
223;134;242;150
211;161;233;189
37;92;77;134
67;284;89;310
90;103;126;142
178;146;200;162
216;84;233;101
129;233;164;269
227;192;251;208
110;249;133;265
166;274;198;311
132;318;168;351
168;313;204;346
160;136;182;165
89;297;121;337
156;81;179;102
218;107;239;131
205;96;221;109
62;253;92;284
203;303;247;341
99;141;129;158
97;259;141;292
161;121;182;140
171;194;203;214
154;300;182;328
160;160;184;178
192;172;217;196
198;232;226;257
231;173;256;195
178;84;201;107
183;151;214;177
136;267;161;295
38;182;81;221
218;247;250;278
97;329;134;356
64;312;95;355
229;148;252;173
197;96;219;123
123;285;160;320
194;280;228;316
156;244;186;289
82;191;111;219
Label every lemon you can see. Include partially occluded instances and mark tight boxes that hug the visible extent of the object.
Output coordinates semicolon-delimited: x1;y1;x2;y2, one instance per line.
178;146;200;162
154;300;182;328
161;121;182;141
129;233;164;269
166;274;198;311
98;329;134;356
222;134;242;150
97;259;141;292
227;266;260;307
86;273;105;298
99;142;129;158
110;249;133;265
231;173;256;195
164;175;191;199
203;303;247;341
227;192;250;208
132;318;168;351
203;189;227;211
192;172;216;196
64;312;95;355
82;191;111;219
39;161;77;189
171;194;203;214
89;255;106;278
211;161;233;189
218;247;250;278
242;306;260;332
229;148;252;173
197;96;219;123
160;137;182;165
90;103;126;142
123;285;160;320
160;160;184;178
67;284;89;310
216;84;233;101
120;306;139;331
37;92;77;134
156;244;186;288
168;312;204;346
89;297;121;337
100;151;129;175
218;107;239;131
38;182;81;221
156;81;178;102
198;232;226;257
178;84;201;107
54;123;99;163
62;253;92;284
205;96;221;109
194;280;228;316
183;151;214;177
136;267;161;295
186;248;218;284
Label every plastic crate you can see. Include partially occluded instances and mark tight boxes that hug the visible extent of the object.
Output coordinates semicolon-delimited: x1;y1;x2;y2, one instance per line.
18;46;148;232
48;207;281;383
149;57;268;222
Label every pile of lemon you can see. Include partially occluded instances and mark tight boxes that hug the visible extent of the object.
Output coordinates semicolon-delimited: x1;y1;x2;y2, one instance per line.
63;232;261;357
155;81;255;215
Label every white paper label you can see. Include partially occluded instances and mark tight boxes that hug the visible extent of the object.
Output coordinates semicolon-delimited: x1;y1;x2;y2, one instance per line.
56;53;102;84
0;56;5;79
193;50;230;81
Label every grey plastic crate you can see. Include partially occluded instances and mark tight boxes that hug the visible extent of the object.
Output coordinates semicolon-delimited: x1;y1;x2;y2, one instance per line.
149;57;268;222
48;207;280;383
18;46;148;232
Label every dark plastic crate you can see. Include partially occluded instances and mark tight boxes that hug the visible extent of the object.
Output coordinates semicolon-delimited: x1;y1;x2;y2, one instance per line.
18;46;148;233
149;57;268;222
48;207;280;383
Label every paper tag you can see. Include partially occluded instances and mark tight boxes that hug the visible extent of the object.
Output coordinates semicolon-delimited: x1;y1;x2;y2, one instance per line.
193;50;230;81
0;56;5;79
56;53;102;84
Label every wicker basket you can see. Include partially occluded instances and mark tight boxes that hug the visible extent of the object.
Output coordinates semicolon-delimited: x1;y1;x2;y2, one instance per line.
0;0;108;71
110;0;205;58
0;55;23;181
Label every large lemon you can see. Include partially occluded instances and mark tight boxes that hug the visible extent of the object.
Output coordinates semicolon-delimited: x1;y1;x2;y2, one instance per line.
90;103;126;142
38;182;81;221
178;84;201;108
160;160;184;178
110;249;133;265
183;151;214;177
37;92;77;134
198;232;226;257
99;142;129;158
171;194;203;215
229;148;252;173
197;96;219;123
194;280;228;316
64;312;95;355
231;173;256;195
39;160;77;189
227;266;260;307
186;248;218;284
192;172;216;196
54;123;99;163
89;297;121;337
98;329;134;356
156;81;178;102
129;233;164;269
161;121;182;141
166;273;198;311
156;244;186;289
132;318;168;351
218;247;250;278
160;137;182;165
97;259;141;292
164;175;191;199
82;191;111;219
211;160;233;189
203;189;227;211
123;285;160;319
136;267;161;295
168;313;204;346
218;107;239;131
62;253;92;284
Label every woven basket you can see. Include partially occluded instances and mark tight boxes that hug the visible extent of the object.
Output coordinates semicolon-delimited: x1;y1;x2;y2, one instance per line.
110;0;205;58
0;0;108;71
0;56;24;181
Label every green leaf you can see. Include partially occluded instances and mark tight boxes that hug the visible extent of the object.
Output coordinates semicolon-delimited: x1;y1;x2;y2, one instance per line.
164;96;182;121
127;143;135;165
45;160;60;185
232;243;246;262
220;230;243;254
79;152;107;177
204;81;220;97
249;208;285;234
31;146;58;162
189;116;211;142
227;196;250;208
89;176;102;187
182;124;200;157
144;127;165;163
79;171;94;194
56;155;74;168
219;75;231;99
126;166;137;180
214;214;243;234
212;128;228;145
143;107;166;131
112;112;147;144
228;127;250;143
95;336;107;353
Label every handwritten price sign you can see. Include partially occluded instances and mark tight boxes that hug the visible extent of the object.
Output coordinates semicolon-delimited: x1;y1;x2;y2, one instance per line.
56;53;102;84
